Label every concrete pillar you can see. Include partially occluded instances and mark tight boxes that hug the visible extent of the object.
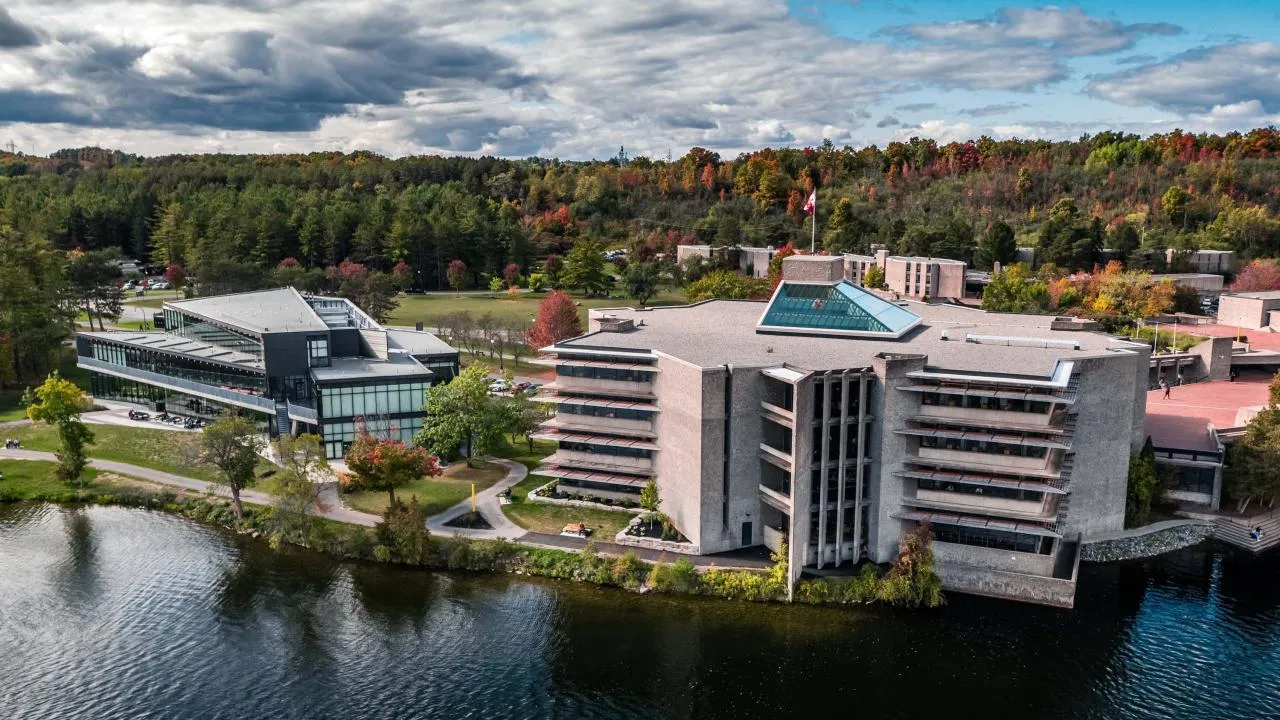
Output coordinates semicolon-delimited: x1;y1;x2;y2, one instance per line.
1212;464;1223;512
816;374;831;569
835;372;850;567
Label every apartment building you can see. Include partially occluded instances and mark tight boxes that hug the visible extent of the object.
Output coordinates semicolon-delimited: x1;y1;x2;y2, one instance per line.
676;244;777;278
844;249;966;299
76;287;458;458
539;255;1148;607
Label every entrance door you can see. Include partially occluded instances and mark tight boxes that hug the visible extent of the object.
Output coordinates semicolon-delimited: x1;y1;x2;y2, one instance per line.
741;521;753;546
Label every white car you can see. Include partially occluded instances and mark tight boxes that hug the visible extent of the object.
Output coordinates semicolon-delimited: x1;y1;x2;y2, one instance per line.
489;380;511;393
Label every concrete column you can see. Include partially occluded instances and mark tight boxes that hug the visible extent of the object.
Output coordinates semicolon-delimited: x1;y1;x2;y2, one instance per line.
816;373;832;569
1212;464;1223;512
854;372;868;561
788;377;815;595
835;372;850;566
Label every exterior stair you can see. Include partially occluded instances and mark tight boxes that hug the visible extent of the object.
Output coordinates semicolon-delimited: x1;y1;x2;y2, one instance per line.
1214;508;1280;553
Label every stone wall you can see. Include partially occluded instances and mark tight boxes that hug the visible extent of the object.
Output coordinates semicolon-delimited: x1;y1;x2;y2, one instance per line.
935;564;1077;608
1080;519;1215;562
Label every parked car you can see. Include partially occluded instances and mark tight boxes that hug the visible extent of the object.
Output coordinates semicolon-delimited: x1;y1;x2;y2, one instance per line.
151;281;170;290
489;379;511;393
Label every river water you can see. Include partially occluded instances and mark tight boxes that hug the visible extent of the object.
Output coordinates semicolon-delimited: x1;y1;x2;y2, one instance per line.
1;504;1277;719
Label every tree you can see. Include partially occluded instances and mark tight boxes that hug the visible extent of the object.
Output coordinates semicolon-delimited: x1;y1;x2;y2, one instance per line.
1162;186;1190;229
66;248;124;331
526;290;583;349
639;478;661;531
24;373;94;485
623;261;661;306
500;391;549;451
164;263;187;290
447;259;468;294
488;276;505;293
267;433;328;540
1229;260;1280;292
863;265;886;289
1126;438;1161;527
543;254;563;288
344;429;441;506
562;239;611;295
981;263;1051;313
974;220;1017;270
1038;198;1100;271
874;522;944;608
0;225;71;387
415;364;506;464
325;260;399;322
1110;221;1141;258
1226;386;1280;513
685;269;769;301
502;262;521;288
200;416;263;518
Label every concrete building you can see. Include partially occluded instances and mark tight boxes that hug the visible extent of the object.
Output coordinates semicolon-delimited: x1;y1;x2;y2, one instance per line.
844;250;966;300
675;244;777;279
1216;291;1280;330
538;255;1149;607
1166;249;1236;275
76;287;458;458
1150;273;1225;295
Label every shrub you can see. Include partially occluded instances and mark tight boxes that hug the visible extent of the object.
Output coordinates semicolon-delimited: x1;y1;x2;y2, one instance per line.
648;557;699;593
610;551;648;589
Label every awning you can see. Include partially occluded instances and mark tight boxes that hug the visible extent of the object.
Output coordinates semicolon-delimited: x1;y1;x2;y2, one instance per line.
893;468;1067;494
552;358;659;373
897;385;1073;405
535;465;651;488
900;497;1057;524
893;509;1062;538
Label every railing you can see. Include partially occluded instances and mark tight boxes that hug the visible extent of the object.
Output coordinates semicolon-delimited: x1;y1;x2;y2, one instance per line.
287;402;319;424
78;357;275;413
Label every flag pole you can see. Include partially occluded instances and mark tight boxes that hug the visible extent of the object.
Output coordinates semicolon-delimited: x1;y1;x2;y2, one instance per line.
810;190;816;253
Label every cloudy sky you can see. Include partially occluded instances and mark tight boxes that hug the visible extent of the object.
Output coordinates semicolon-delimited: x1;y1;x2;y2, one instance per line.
0;0;1277;159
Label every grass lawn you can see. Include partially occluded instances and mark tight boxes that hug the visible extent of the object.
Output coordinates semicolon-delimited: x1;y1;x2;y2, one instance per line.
489;437;637;539
386;288;688;328
0;459;165;500
342;460;507;516
3;423;272;485
459;352;553;379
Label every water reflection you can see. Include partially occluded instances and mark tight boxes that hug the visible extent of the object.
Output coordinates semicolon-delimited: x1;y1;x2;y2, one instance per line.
1;505;1279;720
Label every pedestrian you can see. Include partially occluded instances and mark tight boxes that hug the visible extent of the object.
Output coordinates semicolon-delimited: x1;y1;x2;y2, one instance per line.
1161;379;1171;399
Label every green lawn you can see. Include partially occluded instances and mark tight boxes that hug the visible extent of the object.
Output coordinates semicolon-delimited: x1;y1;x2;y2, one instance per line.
342;461;507;516
459;351;553;379
3;423;272;485
0;459;169;501
489;437;636;539
386;289;688;328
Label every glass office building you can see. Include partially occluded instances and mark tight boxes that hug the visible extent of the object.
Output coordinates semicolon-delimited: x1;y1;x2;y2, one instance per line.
77;287;459;458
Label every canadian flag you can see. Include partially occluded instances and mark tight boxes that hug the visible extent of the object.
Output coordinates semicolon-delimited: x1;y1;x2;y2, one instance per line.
803;190;816;215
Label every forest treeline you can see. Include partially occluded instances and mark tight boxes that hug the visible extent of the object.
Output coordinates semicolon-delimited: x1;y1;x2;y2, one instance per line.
1;128;1279;295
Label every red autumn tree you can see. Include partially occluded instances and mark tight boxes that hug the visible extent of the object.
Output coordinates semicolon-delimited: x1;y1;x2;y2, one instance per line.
341;429;441;507
503;262;521;288
526;290;583;349
164;263;186;288
391;260;413;290
1230;260;1280;293
446;259;468;294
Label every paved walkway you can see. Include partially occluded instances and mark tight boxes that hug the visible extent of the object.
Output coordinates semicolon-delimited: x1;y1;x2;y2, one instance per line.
426;457;529;540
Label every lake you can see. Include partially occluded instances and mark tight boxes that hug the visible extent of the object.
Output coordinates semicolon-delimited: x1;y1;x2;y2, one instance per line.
1;504;1277;719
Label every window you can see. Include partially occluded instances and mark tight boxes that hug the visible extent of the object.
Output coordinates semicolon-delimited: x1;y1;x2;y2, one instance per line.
559;440;651;459
932;524;1050;555
307;336;330;368
917;477;1044;503
559;403;653;421
556;365;653;383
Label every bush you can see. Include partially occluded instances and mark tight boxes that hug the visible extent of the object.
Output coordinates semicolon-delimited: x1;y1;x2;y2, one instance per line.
648;557;699;593
610;551;648;589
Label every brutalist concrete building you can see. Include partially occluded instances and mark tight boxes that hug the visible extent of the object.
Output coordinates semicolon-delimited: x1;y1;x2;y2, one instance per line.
539;256;1149;606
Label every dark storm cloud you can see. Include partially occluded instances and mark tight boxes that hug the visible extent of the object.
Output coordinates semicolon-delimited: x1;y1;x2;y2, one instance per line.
0;7;39;47
876;115;901;128
661;114;718;130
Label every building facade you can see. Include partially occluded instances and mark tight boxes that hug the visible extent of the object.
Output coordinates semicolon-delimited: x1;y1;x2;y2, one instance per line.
77;288;458;458
539;256;1148;606
844;250;966;300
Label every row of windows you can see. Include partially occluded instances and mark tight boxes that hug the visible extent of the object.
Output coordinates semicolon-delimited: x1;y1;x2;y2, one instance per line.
932;525;1052;555
320;382;429;419
89;342;267;394
556;365;653;383
559;403;654;421
163;310;263;359
919;435;1049;460
807;505;871;543
1167;465;1216;495
921;392;1053;415
307;336;330;368
808;468;869;505
812;381;863;418
917;477;1045;503
322;418;424;459
559;440;652;459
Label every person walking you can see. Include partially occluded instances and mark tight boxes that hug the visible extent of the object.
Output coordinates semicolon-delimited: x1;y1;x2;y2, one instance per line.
1161;378;1171;400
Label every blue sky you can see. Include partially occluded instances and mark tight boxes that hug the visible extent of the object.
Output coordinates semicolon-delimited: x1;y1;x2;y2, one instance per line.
0;1;1276;158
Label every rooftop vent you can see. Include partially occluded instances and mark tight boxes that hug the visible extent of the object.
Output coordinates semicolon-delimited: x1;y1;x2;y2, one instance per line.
964;333;1081;351
597;316;636;333
1049;317;1098;332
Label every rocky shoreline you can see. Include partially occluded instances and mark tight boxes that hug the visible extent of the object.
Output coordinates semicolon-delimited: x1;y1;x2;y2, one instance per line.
1081;520;1216;563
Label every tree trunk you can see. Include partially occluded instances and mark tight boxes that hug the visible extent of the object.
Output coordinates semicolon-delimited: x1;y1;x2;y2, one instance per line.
231;487;244;519
388;486;396;508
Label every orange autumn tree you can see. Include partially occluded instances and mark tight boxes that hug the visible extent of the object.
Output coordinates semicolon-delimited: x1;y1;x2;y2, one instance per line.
342;428;441;506
526;290;583;349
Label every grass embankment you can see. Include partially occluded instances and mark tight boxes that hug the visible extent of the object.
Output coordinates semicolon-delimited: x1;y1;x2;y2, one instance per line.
458;352;553;379
0;459;173;504
386;289;688;327
0;348;91;422
493;437;637;539
343;461;507;516
3;423;273;484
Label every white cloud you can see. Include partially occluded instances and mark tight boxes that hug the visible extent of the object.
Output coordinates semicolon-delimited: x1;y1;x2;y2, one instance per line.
1087;42;1280;114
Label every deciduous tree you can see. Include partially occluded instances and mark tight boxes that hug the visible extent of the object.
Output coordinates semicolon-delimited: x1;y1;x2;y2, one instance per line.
526;290;583;349
344;429;441;506
24;372;94;486
201;416;263;518
415;364;505;464
623;261;661;306
562;239;611;296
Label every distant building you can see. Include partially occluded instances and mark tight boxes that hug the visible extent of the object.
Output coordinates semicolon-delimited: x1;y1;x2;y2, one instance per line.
845;249;966;300
76;288;458;458
537;255;1150;607
1166;249;1236;275
1216;291;1280;330
675;244;776;279
1150;273;1225;295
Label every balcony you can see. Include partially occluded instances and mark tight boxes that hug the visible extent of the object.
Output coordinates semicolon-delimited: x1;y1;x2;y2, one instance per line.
78;356;274;413
917;445;1059;474
547;376;655;399
540;414;655;438
910;490;1057;522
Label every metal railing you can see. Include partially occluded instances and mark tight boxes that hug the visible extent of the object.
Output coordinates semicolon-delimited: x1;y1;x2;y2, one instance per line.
78;357;275;413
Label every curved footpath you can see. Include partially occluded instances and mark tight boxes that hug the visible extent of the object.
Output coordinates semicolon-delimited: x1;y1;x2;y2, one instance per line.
0;447;770;568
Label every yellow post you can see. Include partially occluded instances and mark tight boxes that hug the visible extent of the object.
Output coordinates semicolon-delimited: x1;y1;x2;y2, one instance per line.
471;483;477;513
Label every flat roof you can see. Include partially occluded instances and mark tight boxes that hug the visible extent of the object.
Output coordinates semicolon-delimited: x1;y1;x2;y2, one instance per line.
1224;291;1280;300
557;299;1141;376
310;355;433;383
79;331;264;370
386;327;457;357
166;287;328;334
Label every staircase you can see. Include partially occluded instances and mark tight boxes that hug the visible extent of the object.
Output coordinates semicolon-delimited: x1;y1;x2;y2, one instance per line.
1214;509;1280;553
273;401;290;439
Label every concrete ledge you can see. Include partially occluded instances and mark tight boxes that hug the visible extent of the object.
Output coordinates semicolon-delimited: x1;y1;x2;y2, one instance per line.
527;480;641;513
936;563;1076;608
1081;519;1214;562
613;527;701;556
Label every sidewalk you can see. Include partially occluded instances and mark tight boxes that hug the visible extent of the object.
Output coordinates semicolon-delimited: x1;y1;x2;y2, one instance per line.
425;457;529;540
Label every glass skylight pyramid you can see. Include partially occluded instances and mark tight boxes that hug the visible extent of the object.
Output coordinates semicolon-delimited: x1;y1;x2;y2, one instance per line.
757;281;921;338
